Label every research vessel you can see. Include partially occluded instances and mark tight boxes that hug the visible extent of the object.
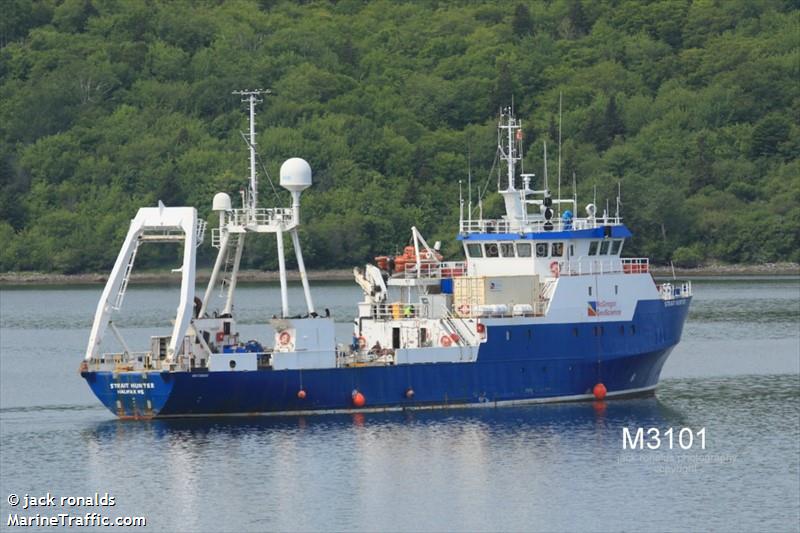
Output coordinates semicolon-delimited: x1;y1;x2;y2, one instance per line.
81;92;692;418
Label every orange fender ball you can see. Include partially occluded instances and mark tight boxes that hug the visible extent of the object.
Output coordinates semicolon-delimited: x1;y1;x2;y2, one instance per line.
352;390;366;408
593;383;607;400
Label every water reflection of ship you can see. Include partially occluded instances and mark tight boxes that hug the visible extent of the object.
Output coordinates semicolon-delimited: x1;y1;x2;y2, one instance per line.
82;396;689;526
85;395;686;445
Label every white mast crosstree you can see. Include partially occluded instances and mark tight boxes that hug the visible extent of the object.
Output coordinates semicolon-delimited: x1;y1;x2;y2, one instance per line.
200;89;315;320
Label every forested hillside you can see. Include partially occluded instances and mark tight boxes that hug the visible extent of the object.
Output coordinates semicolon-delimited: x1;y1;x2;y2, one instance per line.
1;0;797;273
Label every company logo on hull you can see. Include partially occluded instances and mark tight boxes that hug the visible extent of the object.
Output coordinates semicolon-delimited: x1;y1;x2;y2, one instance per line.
587;301;622;317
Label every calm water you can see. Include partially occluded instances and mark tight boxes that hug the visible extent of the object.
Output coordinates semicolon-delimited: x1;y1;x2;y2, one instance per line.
1;277;798;532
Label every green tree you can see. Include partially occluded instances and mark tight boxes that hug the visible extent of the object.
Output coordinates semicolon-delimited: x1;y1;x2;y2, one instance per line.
512;4;532;38
0;0;797;272
750;114;791;158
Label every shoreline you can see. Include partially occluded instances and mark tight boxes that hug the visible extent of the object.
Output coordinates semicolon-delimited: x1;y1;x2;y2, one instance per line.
0;263;797;286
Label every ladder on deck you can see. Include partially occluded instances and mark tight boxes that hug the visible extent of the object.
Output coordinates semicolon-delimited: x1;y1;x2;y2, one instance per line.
219;232;243;296
112;240;140;311
195;219;207;247
440;307;476;347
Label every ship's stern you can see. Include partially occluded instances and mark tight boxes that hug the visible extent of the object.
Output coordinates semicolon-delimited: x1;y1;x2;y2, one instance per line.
82;370;175;419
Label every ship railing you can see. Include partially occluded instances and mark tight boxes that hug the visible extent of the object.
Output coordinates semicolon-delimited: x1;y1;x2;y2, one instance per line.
558;257;649;276
621;257;649;274
658;281;693;300
90;351;152;371
225;207;294;228
338;350;395;367
402;261;467;279
453;300;548;319
370;302;429;320
459;216;623;235
90;351;200;372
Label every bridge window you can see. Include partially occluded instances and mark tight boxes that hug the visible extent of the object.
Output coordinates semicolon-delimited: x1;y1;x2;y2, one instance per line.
516;243;531;257
611;240;623;255
536;243;548;257
551;242;564;257
485;243;499;257
500;243;515;257
466;243;483;257
588;241;598;255
599;240;610;255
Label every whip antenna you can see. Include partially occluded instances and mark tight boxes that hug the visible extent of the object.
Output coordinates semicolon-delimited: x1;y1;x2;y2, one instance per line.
557;91;562;215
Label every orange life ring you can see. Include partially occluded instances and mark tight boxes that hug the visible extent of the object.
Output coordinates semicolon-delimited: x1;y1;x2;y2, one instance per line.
440;335;452;347
476;323;486;334
458;303;470;315
279;331;291;346
357;336;367;349
550;261;560;278
216;331;225;343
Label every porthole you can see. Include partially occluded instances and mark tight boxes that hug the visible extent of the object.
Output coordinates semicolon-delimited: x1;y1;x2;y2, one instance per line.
229;359;237;369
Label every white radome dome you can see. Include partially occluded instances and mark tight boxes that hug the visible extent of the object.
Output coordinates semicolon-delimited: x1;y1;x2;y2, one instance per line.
280;158;312;193
212;192;232;211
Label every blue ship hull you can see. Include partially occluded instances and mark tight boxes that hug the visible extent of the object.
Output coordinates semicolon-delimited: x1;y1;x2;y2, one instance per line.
83;298;690;418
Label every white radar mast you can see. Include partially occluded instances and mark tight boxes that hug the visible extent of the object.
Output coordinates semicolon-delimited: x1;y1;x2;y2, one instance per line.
200;89;316;320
